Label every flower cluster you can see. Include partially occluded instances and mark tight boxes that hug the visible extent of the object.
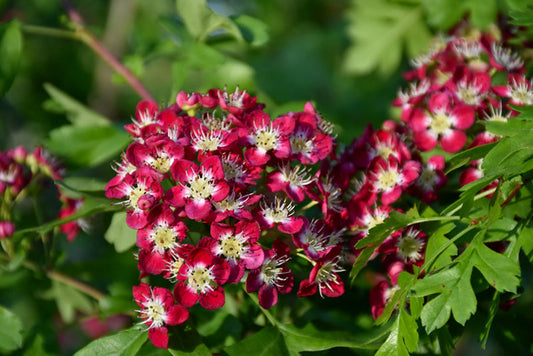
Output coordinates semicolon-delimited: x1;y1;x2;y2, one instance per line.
108;25;531;348
106;88;341;348
0;146;84;241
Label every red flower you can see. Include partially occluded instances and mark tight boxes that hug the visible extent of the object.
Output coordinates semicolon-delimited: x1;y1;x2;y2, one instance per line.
297;246;344;298
410;93;475;153
165;156;229;221
133;283;189;349
246;239;293;309
174;248;230;310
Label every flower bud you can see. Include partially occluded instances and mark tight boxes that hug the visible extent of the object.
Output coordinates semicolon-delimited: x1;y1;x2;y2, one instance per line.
0;221;15;239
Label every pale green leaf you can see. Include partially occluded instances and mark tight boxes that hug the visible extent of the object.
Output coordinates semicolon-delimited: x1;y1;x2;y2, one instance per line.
233;14;269;47
43;279;94;323
0;305;23;353
43;83;111;126
376;309;418;356
176;0;243;42
74;327;148;356
46;124;130;167
343;0;430;76
168;343;211;356
105;212;137;253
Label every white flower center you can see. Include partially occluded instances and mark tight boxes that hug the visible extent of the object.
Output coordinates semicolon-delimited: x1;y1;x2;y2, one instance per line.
192;129;224;151
129;185;146;209
509;80;533;105
429;112;452;135
254;126;279;151
218;233;246;262
140;299;167;329
152;225;179;254
375;169;401;192
188;265;215;294
397;230;424;262
261;198;294;223
188;175;215;200
290;132;313;155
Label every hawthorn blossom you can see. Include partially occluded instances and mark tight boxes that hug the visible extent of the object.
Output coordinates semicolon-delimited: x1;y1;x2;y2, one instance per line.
409;93;475;153
133;283;189;348
246;239;293;309
165;156;229;221
174;247;230;310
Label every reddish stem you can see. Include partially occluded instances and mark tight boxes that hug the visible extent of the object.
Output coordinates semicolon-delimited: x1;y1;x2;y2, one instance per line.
60;0;155;102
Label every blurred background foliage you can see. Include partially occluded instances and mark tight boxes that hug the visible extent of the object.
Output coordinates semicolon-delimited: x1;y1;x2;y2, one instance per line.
1;0;533;354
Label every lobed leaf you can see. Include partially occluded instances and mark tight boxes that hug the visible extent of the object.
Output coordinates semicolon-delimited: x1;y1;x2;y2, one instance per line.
375;309;418;356
223;327;289;356
105;212;138;253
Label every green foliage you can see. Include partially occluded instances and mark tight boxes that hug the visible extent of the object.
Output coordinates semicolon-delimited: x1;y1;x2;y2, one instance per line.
42;279;94;323
0;20;22;96
74;327;148;356
344;0;431;76
0;305;24;353
43;84;130;167
105;212;138;253
176;0;243;43
375;309;418;356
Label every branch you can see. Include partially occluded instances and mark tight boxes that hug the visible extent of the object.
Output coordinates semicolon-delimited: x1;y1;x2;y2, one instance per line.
59;0;155;102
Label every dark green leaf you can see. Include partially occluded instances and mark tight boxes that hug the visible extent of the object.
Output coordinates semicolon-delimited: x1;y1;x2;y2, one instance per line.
518;224;533;261
61;177;108;193
23;334;55;356
74;327;148;356
0;305;23;353
424;222;458;272
0;20;22;96
168;343;211;356
223;327;289;356
105;212;137;253
509;8;533;25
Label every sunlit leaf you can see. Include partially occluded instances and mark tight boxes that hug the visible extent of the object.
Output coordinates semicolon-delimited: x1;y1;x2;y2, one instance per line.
0;305;23;353
74;327;148;356
105;212;137;253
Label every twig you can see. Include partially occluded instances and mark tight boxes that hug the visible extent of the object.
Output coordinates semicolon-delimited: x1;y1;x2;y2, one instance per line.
59;0;155;102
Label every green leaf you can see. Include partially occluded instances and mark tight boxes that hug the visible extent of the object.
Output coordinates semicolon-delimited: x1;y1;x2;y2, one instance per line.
43;279;94;323
481;135;533;178
176;0;243;43
518;224;533;261
223;327;289;356
422;0;464;30
168;343;211;356
46;124;130;167
445;141;497;174
74;327;148;356
509;8;533;25
105;212;137;253
13;196;118;238
61;177;107;193
470;238;521;293
233;15;269;47
43;83;111;126
0;305;23;353
343;0;430;76
485;118;533;137
279;323;382;352
424;222;458;272
465;0;497;30
414;262;477;332
375;309;418;356
0;20;22;96
23;334;55;356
